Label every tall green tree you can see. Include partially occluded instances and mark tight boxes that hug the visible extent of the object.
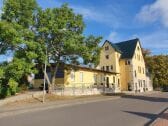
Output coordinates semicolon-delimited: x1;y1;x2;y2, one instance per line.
34;4;102;91
145;55;168;88
0;0;40;86
0;1;102;93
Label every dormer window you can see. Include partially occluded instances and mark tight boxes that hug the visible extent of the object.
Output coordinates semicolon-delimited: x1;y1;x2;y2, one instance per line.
105;46;109;50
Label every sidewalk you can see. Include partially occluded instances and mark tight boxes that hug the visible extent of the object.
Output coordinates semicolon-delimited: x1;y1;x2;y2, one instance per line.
0;95;120;118
0;90;44;106
151;108;168;126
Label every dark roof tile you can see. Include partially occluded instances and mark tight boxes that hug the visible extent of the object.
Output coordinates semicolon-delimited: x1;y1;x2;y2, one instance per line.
115;38;139;59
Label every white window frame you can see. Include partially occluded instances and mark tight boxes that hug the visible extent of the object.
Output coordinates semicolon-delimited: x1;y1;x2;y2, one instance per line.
80;72;83;82
71;70;75;82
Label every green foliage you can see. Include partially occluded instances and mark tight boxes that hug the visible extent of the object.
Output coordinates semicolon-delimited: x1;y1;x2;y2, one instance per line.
8;78;18;95
0;68;4;79
2;0;38;28
146;55;168;88
0;85;11;98
34;4;102;86
0;0;39;97
0;1;102;94
2;58;37;82
82;35;102;66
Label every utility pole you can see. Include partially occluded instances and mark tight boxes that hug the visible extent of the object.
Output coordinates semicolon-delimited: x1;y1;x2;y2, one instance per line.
42;48;47;103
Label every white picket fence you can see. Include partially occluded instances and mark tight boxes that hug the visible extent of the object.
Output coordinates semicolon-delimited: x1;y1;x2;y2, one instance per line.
52;83;119;96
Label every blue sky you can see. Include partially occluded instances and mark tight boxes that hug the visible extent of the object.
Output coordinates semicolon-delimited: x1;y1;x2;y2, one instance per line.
0;0;168;62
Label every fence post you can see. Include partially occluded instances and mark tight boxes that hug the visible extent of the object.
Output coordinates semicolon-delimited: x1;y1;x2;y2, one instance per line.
103;83;105;94
61;85;63;96
90;85;93;95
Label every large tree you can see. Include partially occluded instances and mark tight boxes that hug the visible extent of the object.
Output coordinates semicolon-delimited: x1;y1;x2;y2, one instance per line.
0;1;102;93
34;4;102;91
0;0;40;86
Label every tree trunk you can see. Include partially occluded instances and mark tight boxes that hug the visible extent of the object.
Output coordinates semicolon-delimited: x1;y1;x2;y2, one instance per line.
50;63;59;93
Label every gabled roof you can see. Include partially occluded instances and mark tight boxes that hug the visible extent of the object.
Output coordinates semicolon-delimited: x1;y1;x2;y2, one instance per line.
103;40;122;53
115;38;139;59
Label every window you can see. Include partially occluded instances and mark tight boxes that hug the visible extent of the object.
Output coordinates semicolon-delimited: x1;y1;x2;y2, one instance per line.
138;55;140;61
128;60;130;65
94;74;97;83
143;80;146;87
134;70;137;77
125;60;130;65
137;46;140;51
80;72;83;82
140;80;142;87
102;66;104;70
106;66;109;71
111;65;113;70
105;46;109;50
138;66;141;73
70;70;75;81
138;80;141;87
118;79;120;87
113;76;115;83
125;61;127;65
142;68;145;74
106;55;109;59
101;75;104;82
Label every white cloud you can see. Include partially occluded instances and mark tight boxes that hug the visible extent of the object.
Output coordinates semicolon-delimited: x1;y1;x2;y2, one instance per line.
138;30;168;54
107;31;118;42
72;5;121;28
136;0;168;27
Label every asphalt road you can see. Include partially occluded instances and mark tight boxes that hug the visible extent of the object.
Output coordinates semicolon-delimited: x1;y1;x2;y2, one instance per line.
0;92;167;126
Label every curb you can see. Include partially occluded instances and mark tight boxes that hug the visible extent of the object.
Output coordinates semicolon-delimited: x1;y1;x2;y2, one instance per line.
150;108;168;126
0;96;120;119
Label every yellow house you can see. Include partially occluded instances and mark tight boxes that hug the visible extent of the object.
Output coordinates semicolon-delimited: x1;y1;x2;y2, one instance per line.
34;64;119;92
99;38;153;92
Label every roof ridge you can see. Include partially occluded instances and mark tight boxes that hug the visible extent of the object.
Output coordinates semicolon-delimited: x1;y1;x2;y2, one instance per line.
115;38;139;45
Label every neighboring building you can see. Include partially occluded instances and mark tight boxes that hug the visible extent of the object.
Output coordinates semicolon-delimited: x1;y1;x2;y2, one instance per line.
33;38;153;93
98;38;153;92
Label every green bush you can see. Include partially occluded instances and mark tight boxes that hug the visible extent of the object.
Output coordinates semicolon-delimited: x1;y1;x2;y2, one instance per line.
8;78;18;95
16;86;21;93
0;86;11;98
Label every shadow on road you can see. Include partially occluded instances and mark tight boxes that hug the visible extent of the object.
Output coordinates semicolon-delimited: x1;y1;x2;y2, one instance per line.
123;107;168;126
121;94;168;103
